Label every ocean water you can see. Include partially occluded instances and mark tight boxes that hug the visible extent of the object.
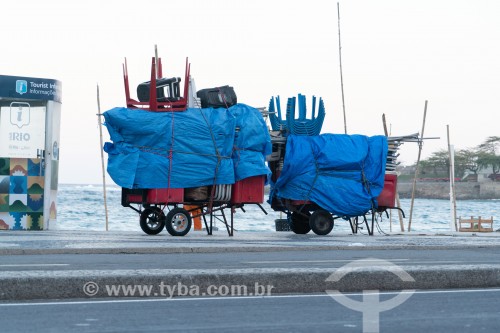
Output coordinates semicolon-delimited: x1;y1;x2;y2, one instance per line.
56;184;499;234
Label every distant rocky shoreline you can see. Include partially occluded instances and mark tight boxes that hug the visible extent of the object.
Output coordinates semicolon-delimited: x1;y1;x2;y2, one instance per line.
397;181;500;200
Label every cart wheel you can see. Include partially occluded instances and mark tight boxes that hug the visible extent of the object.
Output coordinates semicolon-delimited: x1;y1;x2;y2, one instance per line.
165;207;192;236
139;207;165;235
290;212;311;234
309;210;334;235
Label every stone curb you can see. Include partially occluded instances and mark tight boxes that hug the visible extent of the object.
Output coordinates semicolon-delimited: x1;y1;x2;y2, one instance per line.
3;243;500;255
1;265;499;301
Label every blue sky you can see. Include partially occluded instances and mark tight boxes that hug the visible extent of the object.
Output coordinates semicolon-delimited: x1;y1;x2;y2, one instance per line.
1;0;499;184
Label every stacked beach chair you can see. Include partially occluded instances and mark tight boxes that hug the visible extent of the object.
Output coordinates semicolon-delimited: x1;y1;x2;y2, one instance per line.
268;94;325;136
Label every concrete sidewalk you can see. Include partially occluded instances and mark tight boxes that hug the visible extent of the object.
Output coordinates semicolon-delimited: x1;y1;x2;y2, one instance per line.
1;230;500;301
2;229;500;254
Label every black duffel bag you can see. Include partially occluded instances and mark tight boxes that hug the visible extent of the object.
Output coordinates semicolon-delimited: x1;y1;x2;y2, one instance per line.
196;85;237;108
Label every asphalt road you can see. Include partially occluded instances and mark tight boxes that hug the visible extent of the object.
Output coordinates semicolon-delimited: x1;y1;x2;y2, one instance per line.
1;288;499;332
1;248;500;271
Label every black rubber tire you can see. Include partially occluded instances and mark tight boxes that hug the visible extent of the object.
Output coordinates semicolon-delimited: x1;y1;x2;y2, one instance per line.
309;210;334;235
290;211;311;234
165;207;192;236
139;207;165;235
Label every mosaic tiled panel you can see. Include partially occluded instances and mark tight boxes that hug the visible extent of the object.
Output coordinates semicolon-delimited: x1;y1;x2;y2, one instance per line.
0;157;44;230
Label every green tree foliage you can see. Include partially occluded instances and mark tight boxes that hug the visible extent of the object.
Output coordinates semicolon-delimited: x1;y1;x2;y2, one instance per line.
418;137;500;180
420;150;449;176
457;148;480;175
477;136;500;175
478;136;500;155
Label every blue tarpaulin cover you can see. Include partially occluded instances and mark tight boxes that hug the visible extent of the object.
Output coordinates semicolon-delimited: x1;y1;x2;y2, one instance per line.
271;134;388;217
103;104;271;189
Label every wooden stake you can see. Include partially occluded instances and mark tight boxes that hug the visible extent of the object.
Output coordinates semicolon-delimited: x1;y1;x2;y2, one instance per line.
382;114;391;231
447;125;458;231
382;114;388;136
337;2;347;134
382;114;404;232
97;84;109;231
395;195;405;231
408;100;428;232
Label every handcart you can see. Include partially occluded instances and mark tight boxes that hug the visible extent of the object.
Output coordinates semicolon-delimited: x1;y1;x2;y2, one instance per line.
105;53;269;236
269;173;405;235
121;175;267;236
266;102;407;236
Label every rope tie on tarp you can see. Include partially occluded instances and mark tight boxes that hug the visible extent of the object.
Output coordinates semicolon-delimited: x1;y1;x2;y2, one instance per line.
230;146;254;174
360;161;377;214
217;86;230;110
136;146;231;159
296;139;320;215
165;109;175;213
196;108;224;211
232;146;242;172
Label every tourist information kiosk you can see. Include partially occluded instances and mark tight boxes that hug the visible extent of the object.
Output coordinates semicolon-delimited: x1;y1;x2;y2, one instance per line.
0;75;61;230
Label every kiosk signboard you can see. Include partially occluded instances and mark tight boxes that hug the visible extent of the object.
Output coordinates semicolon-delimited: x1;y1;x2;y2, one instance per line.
0;75;61;103
0;104;46;158
0;75;61;230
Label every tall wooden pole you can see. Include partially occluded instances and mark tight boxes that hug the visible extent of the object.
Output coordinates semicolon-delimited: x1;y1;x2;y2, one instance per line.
337;2;347;134
97;84;109;231
408;100;428;232
338;2;353;230
382;114;392;232
382;114;404;232
447;125;458;231
395;191;405;232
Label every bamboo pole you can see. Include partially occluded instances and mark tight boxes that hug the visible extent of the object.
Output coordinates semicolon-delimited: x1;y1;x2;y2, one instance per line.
382;114;404;232
97;84;109;231
447;125;458;231
382;114;391;233
337;2;347;134
382;114;388;136
395;195;404;231
385;116;393;233
408;100;428;232
338;2;354;231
